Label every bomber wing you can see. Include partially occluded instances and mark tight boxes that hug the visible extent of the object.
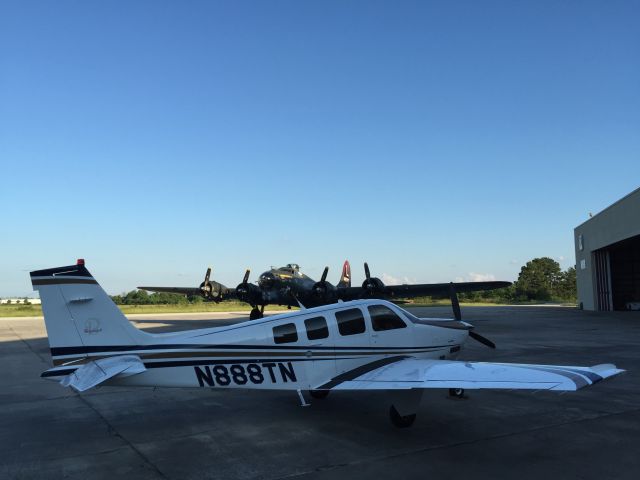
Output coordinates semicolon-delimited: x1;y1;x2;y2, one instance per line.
137;286;203;296
321;358;623;391
336;280;511;302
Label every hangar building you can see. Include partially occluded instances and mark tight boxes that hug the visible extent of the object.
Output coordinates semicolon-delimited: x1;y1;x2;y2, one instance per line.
574;187;640;311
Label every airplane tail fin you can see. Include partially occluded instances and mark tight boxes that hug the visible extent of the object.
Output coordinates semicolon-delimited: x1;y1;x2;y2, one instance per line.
30;260;151;355
337;260;351;288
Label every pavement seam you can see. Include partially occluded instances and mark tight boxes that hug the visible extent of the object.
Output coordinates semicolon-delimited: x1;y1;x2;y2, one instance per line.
272;406;640;480
75;393;171;480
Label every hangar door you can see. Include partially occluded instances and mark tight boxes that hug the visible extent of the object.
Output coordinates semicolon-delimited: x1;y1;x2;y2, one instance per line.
609;234;640;310
593;249;612;311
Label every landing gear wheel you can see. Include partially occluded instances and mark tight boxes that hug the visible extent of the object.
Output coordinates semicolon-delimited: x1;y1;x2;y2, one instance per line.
309;390;329;400
389;405;416;428
249;307;263;320
449;388;465;399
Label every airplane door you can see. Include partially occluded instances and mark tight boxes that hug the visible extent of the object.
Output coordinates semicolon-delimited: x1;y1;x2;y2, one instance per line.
301;315;334;389
330;307;371;376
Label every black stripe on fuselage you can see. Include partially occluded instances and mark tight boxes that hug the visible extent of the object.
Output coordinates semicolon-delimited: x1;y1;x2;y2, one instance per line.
50;343;453;356
52;347;446;366
41;356;360;378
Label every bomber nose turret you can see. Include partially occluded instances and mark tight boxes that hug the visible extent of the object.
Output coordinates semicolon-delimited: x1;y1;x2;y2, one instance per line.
259;272;276;289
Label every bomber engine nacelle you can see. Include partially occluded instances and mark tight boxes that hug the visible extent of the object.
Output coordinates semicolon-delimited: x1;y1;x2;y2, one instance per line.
199;268;228;302
235;269;263;306
311;266;337;303
361;262;385;297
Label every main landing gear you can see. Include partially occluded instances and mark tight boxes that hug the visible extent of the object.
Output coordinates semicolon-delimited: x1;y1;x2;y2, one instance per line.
389;405;416;428
249;306;265;320
388;389;423;428
449;388;466;399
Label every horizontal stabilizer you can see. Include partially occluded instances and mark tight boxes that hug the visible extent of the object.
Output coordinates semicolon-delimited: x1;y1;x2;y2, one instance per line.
58;355;146;392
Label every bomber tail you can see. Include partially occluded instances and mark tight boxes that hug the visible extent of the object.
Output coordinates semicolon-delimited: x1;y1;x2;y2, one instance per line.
30;260;151;356
337;260;351;288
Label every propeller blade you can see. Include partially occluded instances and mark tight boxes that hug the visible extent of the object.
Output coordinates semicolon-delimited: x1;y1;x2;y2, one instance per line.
449;283;462;321
469;331;496;349
204;267;212;284
364;262;371;280
320;266;329;283
242;269;250;284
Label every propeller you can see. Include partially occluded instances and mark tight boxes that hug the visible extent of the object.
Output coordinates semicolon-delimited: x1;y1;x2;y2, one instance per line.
312;266;338;302
449;282;496;349
320;266;329;283
469;331;496;349
199;267;213;297
361;262;385;296
236;269;255;301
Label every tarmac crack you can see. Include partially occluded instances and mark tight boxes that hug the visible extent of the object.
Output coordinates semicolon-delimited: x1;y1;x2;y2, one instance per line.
75;393;170;480
272;406;640;480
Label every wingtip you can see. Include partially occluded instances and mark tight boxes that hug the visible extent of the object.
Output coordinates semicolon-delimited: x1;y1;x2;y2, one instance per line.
591;363;625;379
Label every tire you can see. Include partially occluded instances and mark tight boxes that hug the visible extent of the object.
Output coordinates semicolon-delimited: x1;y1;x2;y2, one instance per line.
309;390;329;400
389;405;416;428
449;388;465;398
249;308;262;320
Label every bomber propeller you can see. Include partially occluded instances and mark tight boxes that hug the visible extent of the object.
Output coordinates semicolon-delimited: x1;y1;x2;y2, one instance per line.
312;266;337;302
199;267;213;297
361;262;385;297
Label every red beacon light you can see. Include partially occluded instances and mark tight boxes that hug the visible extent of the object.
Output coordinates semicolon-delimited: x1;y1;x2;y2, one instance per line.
77;258;85;266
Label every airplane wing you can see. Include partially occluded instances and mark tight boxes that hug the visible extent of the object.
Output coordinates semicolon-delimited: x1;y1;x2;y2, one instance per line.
336;281;512;301
138;285;237;300
55;355;146;392
138;286;204;296
323;358;624;392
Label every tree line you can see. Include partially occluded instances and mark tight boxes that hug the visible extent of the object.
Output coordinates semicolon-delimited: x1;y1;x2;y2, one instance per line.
459;257;576;303
111;290;204;305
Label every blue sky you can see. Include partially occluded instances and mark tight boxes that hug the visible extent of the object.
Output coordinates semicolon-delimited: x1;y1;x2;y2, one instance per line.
1;1;639;296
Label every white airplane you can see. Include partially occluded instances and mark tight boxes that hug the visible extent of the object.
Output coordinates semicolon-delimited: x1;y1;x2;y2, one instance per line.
32;260;624;428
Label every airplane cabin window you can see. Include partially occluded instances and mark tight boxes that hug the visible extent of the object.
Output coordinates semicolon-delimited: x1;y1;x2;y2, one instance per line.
368;305;407;331
273;323;298;344
305;316;329;340
335;308;366;336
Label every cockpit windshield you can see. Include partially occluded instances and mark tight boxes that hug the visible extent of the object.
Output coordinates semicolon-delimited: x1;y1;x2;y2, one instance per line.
396;306;421;323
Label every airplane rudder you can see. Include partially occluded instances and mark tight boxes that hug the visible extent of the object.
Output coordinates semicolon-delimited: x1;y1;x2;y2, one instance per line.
338;260;351;288
30;260;147;349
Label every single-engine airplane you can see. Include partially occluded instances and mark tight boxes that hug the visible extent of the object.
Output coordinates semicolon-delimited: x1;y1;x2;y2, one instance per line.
33;260;623;428
139;261;512;320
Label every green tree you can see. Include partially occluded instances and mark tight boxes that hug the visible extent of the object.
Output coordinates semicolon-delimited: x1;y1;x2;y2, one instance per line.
555;266;577;300
514;257;562;301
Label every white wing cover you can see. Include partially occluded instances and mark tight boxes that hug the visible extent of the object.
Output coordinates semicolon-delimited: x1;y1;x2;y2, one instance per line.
331;359;623;391
59;355;146;392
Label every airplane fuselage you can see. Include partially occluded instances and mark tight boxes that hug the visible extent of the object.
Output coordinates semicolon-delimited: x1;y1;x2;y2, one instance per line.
45;300;467;391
